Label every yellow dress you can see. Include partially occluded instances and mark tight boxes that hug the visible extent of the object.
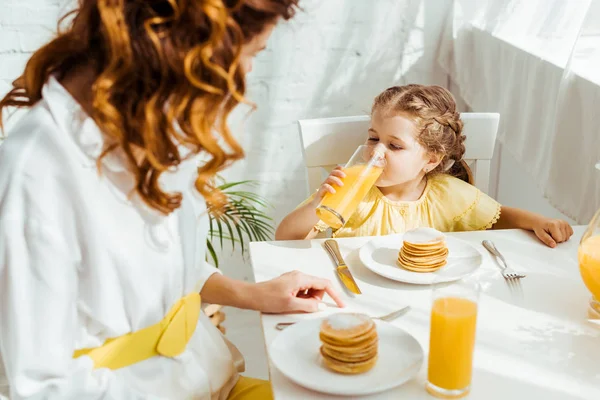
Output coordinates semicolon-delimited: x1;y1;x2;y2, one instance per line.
314;174;501;238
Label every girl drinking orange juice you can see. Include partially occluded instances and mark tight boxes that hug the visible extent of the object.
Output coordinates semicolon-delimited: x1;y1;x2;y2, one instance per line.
276;84;573;246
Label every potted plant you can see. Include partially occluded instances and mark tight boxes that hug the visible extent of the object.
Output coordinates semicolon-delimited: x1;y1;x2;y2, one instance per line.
203;177;275;333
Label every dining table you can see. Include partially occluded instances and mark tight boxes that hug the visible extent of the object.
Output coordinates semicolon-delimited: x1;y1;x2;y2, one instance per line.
249;226;600;399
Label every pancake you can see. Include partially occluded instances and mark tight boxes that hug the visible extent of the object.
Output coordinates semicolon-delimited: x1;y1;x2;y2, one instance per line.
397;227;449;273
322;353;378;374
319;313;378;374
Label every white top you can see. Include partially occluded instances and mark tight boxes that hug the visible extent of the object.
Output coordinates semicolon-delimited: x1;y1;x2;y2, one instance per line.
0;77;241;399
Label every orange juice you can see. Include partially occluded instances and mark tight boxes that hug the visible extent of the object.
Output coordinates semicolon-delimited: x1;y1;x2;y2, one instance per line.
317;164;383;229
579;235;600;300
427;297;478;398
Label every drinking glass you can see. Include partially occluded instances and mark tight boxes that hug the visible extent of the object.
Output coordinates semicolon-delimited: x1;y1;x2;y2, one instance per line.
427;277;481;399
316;144;385;230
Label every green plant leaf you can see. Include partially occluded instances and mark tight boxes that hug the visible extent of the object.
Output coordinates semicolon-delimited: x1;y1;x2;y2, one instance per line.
233;219;246;253
206;177;275;264
217;180;257;191
216;214;224;249
225;191;272;208
206;238;219;268
221;214;236;250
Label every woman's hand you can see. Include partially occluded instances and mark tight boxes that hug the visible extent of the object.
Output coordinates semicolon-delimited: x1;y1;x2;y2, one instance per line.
250;271;345;313
532;218;574;248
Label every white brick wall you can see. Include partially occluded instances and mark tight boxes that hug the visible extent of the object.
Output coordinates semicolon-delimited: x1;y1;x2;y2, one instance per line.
0;0;452;279
0;0;73;122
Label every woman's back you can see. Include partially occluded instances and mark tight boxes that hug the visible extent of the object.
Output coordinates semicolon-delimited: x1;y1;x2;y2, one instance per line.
0;77;240;399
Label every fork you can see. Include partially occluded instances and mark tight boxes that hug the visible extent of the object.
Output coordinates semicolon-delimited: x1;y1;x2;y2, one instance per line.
482;240;526;280
274;305;411;330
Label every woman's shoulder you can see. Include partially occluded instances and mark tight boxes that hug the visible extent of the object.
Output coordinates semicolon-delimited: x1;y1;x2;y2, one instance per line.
1;104;68;173
0;105;81;218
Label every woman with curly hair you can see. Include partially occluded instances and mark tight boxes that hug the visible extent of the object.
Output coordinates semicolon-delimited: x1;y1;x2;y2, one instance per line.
0;1;343;398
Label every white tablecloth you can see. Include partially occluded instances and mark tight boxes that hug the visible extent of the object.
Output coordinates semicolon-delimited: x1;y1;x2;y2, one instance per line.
250;227;600;399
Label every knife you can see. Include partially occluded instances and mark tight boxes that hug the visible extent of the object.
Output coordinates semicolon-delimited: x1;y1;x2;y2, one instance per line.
323;239;362;295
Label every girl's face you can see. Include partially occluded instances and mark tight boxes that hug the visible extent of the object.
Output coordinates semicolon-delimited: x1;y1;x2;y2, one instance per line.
367;110;440;188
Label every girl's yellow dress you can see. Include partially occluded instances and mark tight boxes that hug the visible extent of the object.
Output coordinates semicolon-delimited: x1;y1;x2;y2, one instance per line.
313;174;501;237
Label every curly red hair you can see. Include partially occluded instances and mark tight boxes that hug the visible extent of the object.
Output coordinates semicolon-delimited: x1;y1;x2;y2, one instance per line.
0;0;299;213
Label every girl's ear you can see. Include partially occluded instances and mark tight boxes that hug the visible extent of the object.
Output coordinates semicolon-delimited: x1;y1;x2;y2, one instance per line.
424;153;443;173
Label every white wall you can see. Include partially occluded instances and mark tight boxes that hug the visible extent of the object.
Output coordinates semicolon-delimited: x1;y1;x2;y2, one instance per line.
0;0;455;280
222;0;454;279
449;79;576;225
494;145;576;223
0;0;68;99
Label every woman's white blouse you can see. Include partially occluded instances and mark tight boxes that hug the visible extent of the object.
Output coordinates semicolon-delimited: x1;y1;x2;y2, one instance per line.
0;77;242;399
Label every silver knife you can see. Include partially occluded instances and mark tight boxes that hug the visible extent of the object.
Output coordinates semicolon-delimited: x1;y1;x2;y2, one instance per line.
323;239;362;295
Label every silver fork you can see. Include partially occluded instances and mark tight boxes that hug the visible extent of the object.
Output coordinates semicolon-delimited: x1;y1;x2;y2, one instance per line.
482;240;526;280
274;305;411;330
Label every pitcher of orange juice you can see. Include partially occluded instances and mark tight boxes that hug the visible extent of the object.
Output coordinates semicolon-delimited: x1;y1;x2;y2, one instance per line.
579;202;600;320
317;144;386;230
427;277;480;399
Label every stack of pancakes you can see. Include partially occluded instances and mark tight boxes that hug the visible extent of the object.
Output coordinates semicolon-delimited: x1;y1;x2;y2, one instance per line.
319;313;378;374
397;227;448;273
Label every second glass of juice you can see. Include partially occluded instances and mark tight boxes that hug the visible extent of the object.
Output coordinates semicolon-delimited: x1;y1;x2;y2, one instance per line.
316;144;386;230
578;205;600;319
427;277;480;399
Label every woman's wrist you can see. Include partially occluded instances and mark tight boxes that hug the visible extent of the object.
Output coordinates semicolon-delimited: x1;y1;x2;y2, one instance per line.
240;282;262;311
201;274;260;310
227;279;264;311
230;280;260;310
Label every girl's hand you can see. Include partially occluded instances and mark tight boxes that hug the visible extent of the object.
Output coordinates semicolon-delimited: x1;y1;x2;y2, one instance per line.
533;218;574;247
310;167;346;207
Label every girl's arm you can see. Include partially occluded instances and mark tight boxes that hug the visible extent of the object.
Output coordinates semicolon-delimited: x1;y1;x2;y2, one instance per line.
493;206;574;247
276;167;346;241
275;197;322;240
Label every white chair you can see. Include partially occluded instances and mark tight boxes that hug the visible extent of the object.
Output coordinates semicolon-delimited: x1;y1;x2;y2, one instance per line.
298;113;499;196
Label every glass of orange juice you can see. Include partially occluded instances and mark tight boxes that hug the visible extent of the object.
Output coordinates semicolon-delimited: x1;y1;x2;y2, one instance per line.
579;205;600;319
427;278;481;399
316;144;386;230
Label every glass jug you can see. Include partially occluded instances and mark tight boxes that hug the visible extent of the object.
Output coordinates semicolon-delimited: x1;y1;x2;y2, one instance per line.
579;163;600;319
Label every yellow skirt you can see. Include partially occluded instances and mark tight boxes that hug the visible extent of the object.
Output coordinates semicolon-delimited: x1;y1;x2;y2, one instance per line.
228;377;273;400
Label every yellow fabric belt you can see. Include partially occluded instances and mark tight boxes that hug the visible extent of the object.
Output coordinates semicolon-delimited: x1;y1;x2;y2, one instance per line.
73;293;201;370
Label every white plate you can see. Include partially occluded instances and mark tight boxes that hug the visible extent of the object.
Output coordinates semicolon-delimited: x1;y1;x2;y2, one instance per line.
269;318;423;396
359;234;482;285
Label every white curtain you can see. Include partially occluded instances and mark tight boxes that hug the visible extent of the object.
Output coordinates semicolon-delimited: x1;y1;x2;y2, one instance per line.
545;0;600;224
439;0;600;223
